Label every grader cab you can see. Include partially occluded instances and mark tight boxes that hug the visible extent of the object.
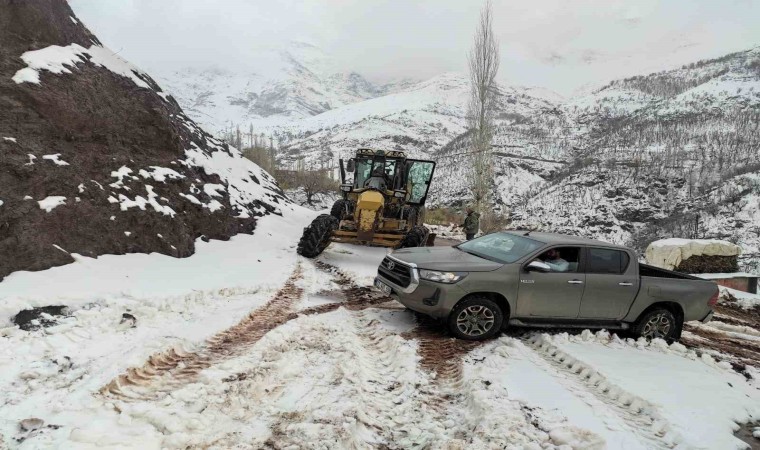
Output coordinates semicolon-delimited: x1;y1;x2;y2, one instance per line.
297;149;436;258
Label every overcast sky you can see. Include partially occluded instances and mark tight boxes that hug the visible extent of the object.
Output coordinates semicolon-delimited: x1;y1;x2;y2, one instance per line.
69;0;760;95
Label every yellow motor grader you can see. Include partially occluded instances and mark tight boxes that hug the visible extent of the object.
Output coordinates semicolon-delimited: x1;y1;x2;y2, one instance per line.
297;148;436;257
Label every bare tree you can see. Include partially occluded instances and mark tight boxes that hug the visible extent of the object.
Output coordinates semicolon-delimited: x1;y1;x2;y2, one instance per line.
295;169;335;206
467;0;500;213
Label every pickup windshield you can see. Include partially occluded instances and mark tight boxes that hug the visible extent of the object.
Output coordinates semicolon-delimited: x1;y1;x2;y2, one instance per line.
457;232;544;264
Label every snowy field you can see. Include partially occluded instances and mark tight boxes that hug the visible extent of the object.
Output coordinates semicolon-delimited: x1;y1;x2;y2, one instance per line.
1;209;760;449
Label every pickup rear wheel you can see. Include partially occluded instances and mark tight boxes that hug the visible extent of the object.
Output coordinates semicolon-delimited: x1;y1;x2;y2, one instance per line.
633;308;678;342
448;296;504;341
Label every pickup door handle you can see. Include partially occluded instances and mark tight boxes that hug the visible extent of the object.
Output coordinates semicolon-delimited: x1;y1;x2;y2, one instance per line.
619;282;633;286
567;280;584;284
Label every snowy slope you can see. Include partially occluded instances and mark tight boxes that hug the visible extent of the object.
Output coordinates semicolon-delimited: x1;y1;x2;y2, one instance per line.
156;41;414;134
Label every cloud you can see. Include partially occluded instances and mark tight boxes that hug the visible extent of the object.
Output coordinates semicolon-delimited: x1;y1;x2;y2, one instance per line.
69;0;760;95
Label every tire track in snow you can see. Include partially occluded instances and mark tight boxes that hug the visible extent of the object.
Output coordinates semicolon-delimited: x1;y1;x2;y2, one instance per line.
401;315;481;387
524;334;682;449
101;264;305;400
101;260;398;401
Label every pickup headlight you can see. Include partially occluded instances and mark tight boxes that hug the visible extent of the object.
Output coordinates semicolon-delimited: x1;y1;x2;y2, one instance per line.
419;269;468;283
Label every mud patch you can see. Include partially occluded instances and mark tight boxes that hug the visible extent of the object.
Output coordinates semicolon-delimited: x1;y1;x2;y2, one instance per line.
681;326;760;369
401;315;483;384
682;301;760;375
12;306;70;331
734;421;760;450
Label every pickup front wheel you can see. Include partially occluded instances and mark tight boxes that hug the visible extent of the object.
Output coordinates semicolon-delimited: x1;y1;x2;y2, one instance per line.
448;296;504;341
633;308;678;342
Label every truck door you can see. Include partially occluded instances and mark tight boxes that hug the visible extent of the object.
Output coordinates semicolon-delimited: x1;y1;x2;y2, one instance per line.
517;246;584;318
579;247;639;319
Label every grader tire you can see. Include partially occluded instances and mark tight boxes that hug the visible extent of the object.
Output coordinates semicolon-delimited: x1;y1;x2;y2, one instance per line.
297;214;339;258
330;199;352;220
399;225;429;249
402;205;424;227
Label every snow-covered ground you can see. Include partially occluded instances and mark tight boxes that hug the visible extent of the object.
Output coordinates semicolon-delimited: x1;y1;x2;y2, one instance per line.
1;210;759;449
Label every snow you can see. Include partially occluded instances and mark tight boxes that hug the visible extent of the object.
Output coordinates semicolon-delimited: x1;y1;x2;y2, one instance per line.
318;243;390;286
721;286;760;309
37;196;66;212
0;200;3;207
42;153;69;166
179;193;202;205
116;185;176;217
0;206;315;326
138;166;184;182
645;238;743;271
183;142;281;218
694;272;757;279
528;331;760;449
109;165;133;189
3;137;16;142
202;183;225;198
13;43;151;90
25;154;36;165
1;216;759;448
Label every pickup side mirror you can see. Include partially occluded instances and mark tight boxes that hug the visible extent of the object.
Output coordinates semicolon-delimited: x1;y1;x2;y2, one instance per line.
526;261;551;273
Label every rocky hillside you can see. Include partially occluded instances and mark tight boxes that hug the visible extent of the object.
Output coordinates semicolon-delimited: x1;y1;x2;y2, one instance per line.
510;47;760;268
0;0;288;281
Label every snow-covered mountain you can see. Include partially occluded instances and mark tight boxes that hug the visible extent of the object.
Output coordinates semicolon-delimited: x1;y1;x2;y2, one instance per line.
509;46;760;266
160;43;760;269
156;41;415;134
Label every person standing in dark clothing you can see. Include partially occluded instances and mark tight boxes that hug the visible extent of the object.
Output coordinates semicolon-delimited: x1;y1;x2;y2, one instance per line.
462;206;480;240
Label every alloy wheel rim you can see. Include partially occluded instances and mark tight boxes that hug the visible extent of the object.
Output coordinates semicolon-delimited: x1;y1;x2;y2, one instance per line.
642;313;672;339
456;305;495;336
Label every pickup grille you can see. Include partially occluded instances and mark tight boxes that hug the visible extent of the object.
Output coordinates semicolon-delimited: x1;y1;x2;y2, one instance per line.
378;257;412;288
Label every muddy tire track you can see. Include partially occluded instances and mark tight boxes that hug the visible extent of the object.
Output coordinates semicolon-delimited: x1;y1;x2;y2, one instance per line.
681;326;760;370
401;315;482;387
717;296;760;329
102;261;401;400
101;265;305;399
681;299;760;376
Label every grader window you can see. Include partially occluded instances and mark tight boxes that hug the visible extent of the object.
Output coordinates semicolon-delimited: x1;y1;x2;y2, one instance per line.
406;160;436;205
354;156;399;189
353;157;373;188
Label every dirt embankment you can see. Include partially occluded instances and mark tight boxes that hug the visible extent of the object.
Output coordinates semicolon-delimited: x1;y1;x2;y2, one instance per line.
0;0;286;281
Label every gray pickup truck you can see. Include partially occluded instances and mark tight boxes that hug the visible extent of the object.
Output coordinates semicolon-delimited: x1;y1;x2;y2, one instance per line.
374;231;718;341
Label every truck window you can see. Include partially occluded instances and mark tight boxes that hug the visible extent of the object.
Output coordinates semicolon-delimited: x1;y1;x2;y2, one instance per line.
586;248;630;274
457;232;543;264
532;247;581;273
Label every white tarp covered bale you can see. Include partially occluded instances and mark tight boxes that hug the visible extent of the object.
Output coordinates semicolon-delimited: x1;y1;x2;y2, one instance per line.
645;238;742;271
